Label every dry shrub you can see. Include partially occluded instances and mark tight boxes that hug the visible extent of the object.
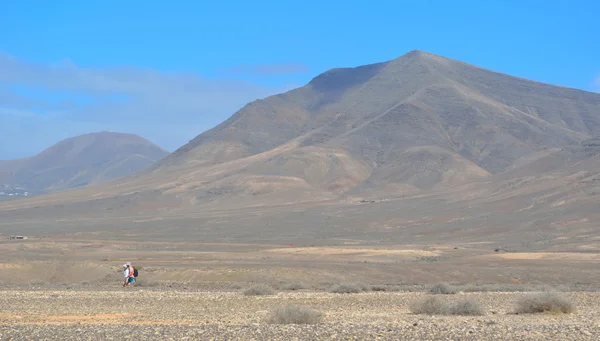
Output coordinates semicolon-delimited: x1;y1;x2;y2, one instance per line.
28;280;46;286
451;299;485;316
385;285;404;292
429;283;457;294
410;296;447;315
410;296;484;316
460;284;528;293
329;283;365;294
243;284;275;296
370;285;388;292
230;283;244;290
280;281;307;291
459;284;567;293
515;293;575;314
266;305;323;324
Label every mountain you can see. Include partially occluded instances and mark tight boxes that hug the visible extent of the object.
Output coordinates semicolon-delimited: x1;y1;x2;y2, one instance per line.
1;50;600;215
142;50;599;202
0;132;169;196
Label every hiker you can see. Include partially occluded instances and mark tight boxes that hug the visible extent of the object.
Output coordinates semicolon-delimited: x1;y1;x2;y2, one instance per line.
122;262;136;287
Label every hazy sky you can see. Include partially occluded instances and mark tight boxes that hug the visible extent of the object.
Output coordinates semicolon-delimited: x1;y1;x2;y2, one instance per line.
1;0;598;159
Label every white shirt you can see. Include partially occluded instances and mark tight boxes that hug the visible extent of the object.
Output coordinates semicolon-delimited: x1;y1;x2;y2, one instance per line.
124;268;130;279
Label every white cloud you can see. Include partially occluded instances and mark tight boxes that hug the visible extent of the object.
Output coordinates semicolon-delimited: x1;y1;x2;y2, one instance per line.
0;53;295;159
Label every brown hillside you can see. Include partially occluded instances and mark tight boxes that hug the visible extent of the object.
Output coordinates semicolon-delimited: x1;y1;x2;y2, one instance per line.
0;132;168;195
1;50;599;217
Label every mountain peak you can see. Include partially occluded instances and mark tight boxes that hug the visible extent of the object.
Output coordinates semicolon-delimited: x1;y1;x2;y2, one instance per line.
16;51;600;211
0;132;169;195
305;50;443;90
392;49;452;65
58;131;163;148
152;49;600;199
403;49;428;56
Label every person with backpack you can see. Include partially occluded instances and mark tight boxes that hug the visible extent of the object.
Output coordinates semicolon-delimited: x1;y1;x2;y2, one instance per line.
122;262;137;287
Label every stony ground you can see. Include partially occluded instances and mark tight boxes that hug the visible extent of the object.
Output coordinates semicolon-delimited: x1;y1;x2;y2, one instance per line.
1;288;599;340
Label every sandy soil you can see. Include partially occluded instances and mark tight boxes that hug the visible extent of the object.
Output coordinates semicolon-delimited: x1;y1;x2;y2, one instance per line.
1;237;599;340
0;289;598;340
2;237;600;288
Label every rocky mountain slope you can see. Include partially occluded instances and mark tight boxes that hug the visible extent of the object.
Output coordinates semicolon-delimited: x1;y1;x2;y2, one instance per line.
0;132;168;196
1;50;599;213
144;50;599;202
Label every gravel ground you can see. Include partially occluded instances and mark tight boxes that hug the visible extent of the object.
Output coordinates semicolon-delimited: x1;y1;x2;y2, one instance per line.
1;289;599;340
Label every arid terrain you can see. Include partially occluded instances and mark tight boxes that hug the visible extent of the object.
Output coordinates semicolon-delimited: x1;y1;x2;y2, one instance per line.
2;230;600;339
2;229;600;287
1;50;600;339
1;287;599;340
0;132;168;198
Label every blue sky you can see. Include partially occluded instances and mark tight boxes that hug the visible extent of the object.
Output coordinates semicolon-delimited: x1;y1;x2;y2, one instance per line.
1;0;598;159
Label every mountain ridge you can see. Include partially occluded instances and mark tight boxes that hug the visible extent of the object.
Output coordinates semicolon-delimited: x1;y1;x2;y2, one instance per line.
0;131;169;196
156;50;599;173
1;50;600;213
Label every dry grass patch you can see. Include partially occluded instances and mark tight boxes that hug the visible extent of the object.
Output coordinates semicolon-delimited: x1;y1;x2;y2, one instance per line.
459;284;560;293
28;280;46;286
515;292;575;314
229;283;244;290
243;284;275;296
278;281;307;291
266;305;323;324
451;299;485;316
370;285;388;292
429;283;457;294
410;296;484;316
328;283;367;294
460;284;528;293
410;296;447;315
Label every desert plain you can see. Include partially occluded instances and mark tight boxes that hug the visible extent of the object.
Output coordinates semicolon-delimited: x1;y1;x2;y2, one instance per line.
1;208;600;340
2;50;600;340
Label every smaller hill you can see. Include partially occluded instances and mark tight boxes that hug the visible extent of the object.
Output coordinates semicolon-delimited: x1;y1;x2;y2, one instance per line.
0;132;168;196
